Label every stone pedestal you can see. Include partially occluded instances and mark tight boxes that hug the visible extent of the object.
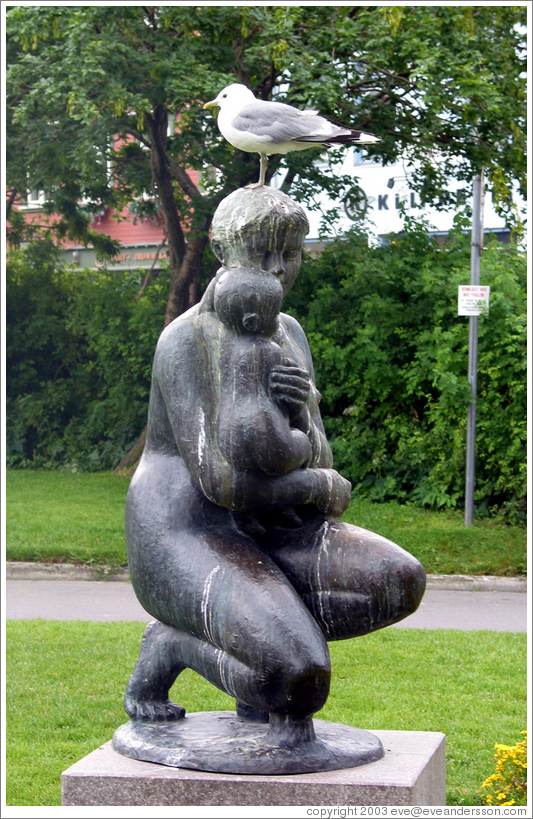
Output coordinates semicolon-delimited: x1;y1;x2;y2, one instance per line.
62;730;446;806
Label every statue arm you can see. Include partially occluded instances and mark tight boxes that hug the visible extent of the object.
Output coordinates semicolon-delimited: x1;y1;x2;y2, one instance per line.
277;314;334;468
152;315;350;518
231;466;351;519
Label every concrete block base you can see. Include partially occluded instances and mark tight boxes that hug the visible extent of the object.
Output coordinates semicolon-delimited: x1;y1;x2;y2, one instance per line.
62;729;446;806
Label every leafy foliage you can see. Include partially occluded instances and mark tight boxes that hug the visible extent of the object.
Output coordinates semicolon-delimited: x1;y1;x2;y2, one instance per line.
285;225;526;520
6;238;167;471
7;225;526;520
6;5;527;323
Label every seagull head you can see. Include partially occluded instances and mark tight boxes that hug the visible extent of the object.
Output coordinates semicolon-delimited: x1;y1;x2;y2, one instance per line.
203;84;256;113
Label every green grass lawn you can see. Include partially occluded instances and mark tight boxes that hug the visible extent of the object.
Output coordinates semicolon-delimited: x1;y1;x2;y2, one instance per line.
6;469;527;575
342;498;527;577
5;621;526;806
6;470;129;568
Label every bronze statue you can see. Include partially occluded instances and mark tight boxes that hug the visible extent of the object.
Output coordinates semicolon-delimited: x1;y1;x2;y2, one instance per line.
113;187;426;774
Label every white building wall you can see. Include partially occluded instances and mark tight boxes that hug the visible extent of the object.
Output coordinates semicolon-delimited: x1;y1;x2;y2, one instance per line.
274;149;518;245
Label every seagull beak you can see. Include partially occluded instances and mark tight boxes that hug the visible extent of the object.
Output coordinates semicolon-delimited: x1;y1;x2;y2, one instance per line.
203;99;218;111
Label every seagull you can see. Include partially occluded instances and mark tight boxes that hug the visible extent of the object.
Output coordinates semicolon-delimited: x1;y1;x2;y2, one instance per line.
204;83;381;187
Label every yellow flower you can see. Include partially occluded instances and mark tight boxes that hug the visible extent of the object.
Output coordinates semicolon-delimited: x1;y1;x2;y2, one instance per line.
480;731;527;807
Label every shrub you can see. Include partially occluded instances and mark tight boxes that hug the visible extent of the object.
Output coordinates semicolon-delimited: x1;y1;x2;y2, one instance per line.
7;223;527;521
6;237;167;470
286;221;526;519
480;731;527;806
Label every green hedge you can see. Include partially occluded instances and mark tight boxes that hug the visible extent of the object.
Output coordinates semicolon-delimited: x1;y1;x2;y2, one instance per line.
285;221;526;520
6;224;526;519
6;238;166;471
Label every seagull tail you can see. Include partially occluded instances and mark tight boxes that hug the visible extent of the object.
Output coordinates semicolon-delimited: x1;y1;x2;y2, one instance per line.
324;129;381;145
296;129;381;145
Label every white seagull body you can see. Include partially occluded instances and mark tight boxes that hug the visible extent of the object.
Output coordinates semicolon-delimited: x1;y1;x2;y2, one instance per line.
204;83;381;186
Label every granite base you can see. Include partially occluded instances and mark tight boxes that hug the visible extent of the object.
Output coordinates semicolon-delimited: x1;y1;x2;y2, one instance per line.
62;729;446;806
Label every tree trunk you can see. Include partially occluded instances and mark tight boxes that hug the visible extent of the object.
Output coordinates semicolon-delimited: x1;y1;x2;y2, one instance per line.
164;233;210;326
189;265;202;309
119;107;213;471
146;106;189;319
114;425;147;475
6;187;18;220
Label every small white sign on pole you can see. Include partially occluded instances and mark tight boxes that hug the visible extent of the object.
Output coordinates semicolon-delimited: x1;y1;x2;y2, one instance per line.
458;285;490;316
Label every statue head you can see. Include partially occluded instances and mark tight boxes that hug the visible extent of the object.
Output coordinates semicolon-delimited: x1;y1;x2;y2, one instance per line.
211;187;309;296
214;267;283;337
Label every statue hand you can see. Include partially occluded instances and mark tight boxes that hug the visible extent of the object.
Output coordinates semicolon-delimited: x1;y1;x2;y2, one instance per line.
269;358;311;418
313;469;352;519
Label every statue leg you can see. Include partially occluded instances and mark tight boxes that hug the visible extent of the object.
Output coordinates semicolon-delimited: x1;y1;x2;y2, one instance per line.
124;619;276;724
127;526;331;743
266;516;426;641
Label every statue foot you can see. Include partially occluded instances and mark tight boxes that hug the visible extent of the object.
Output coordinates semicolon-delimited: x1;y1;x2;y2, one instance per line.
266;712;316;748
124;694;186;723
244;181;265;189
124;620;187;723
236;700;269;723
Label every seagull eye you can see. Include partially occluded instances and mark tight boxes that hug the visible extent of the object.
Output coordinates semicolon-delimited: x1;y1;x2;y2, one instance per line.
222;94;227;98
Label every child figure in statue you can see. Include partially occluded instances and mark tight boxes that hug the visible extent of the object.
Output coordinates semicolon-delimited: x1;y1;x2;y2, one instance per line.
121;186;426;753
212;264;326;534
213;266;312;478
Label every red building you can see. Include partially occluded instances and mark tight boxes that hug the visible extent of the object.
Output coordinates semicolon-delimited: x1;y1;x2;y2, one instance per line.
17;167;200;274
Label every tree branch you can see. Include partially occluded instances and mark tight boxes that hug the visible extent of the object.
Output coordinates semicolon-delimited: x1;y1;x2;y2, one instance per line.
280;167;297;195
135;237;167;300
167;155;202;200
127;128;152;150
104;152;147;168
353;61;415;89
143;6;157;31
258;63;278;100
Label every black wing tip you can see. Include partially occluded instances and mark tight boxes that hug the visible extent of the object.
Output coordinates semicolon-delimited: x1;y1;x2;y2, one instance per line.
324;130;381;145
293;132;381;146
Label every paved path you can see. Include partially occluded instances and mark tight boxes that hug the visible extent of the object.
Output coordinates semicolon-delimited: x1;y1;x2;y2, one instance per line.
5;579;527;632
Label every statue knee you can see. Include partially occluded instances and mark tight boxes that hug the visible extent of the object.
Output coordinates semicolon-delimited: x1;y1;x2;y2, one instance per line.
382;552;426;626
402;555;426;614
264;641;331;717
285;657;331;716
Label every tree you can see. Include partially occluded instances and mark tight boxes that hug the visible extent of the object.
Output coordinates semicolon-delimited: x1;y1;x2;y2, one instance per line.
7;4;526;327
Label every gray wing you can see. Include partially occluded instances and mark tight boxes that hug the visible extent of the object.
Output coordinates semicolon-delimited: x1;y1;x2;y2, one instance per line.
232;101;344;144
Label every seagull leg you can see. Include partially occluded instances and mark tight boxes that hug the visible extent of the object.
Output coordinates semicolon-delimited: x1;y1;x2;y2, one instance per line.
245;153;268;189
259;153;267;186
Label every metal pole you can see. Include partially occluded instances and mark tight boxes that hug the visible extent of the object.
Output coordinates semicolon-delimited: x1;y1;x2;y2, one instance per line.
465;171;484;526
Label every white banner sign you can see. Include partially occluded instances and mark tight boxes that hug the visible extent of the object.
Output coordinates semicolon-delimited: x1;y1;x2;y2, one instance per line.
458;285;490;316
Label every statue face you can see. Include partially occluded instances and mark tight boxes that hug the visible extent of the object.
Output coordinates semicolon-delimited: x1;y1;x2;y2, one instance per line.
210;188;309;297
214;269;283;337
211;212;306;297
242;231;305;297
